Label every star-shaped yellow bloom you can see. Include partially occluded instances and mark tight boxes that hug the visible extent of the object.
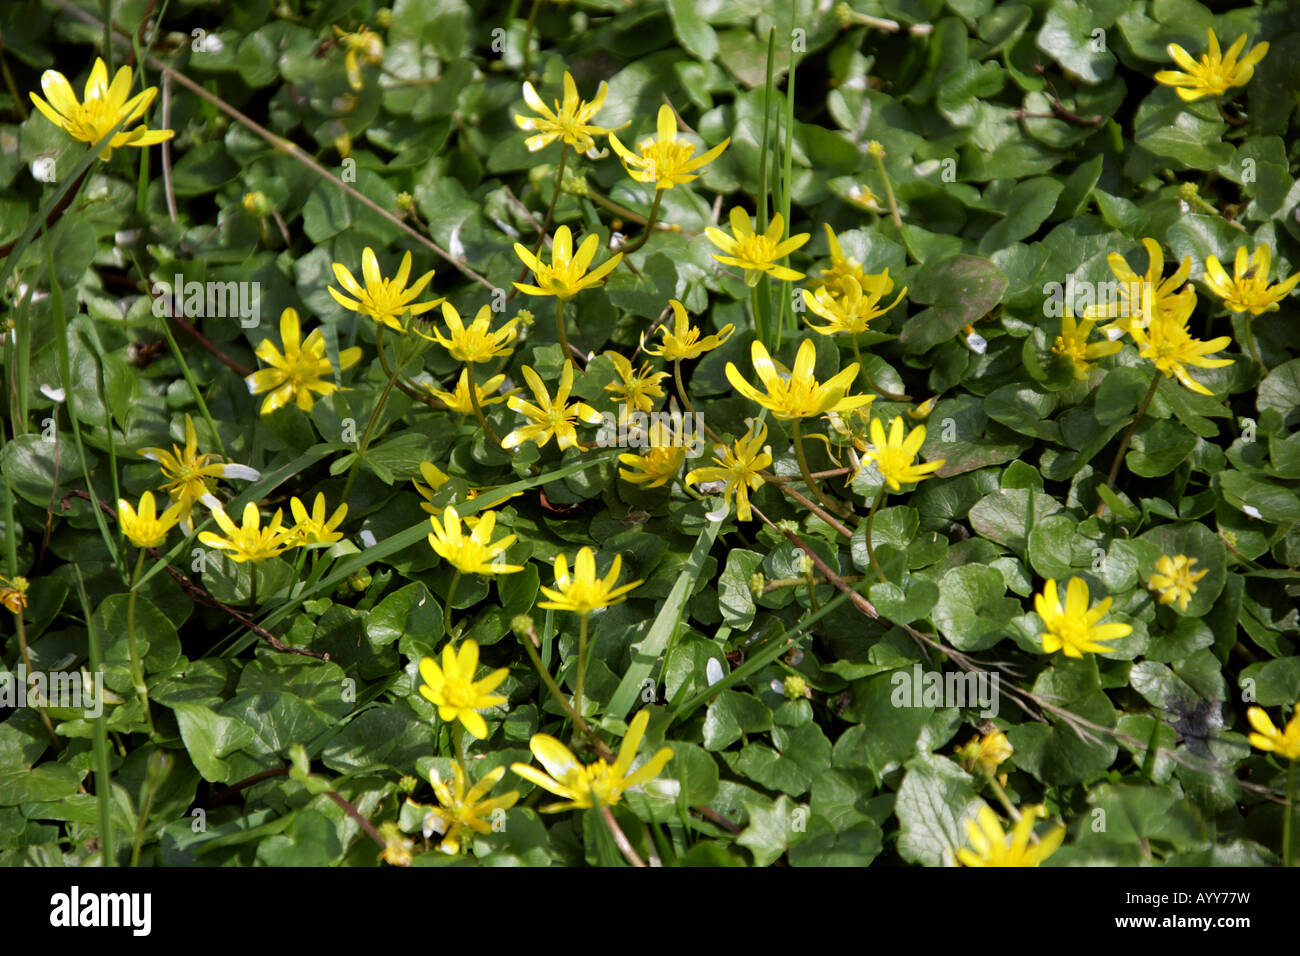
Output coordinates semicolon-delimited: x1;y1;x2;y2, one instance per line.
538;547;642;615
1051;313;1121;380
416;761;519;855
1034;577;1131;657
1245;705;1300;761
1203;243;1300;315
618;420;688;489
956;805;1065;867
819;224;872;293
418;639;509;740
425;368;517;415
608;104;729;190
138;416;261;529
117;491;184;549
287;493;347;547
860;416;944;491
603;351;668;413
707;208;809;286
502;363;603;452
1129;291;1233;396
246;308;362;415
684;419;772;521
198;502;295;563
513;225;623;299
642;299;734;362
1083;237;1193;340
1147;553;1209;612
29;58;173;159
1155;29;1268;102
956;731;1014;776
510;709;673;812
332;24;384;91
802;274;907;336
427;505;522;576
415;302;520;363
328;248;442;332
514;71;611;154
726;338;871;421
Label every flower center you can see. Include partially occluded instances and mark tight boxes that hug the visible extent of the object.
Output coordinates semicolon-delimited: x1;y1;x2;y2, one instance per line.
443;679;476;709
734;234;780;267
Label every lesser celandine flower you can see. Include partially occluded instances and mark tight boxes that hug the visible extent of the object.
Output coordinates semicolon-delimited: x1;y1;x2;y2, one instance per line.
418;639;509;740
513;225;623;299
707;208;809;286
603;351;668;413
1147;553;1208;612
198;503;294;564
510;709;673;812
117;491;184;549
514;71;611;154
642;299;734;361
138;416;261;529
1129;292;1233;396
287;494;347;547
726;338;871;421
1083;237;1192;339
1051;313;1121;380
1203;244;1300;315
416;302;520;363
1245;705;1300;761
1154;29;1268;102
819;224;870;292
246;308;362;415
860;417;944;491
427;506;522;576
608;104;730;189
328;248;442;332
1035;576;1132;657
684;420;772;522
618;420;688;489
425;368;516;415
956;731;1014;776
0;576;28;615
332;24;384;91
803;274;906;336
956;804;1064;867
502;363;603;451
539;547;642;615
417;761;519;854
29;58;173;159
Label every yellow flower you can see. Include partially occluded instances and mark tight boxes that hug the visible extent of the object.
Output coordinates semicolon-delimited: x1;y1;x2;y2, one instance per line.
707;208;809;286
332;24;384;91
860;416;944;490
684;419;772;522
642;299;734;362
0;575;30;615
328;248;442;333
427;505;522;576
956;731;1014;776
1083;237;1192;339
510;709;673;812
377;822;413;867
242;191;271;216
1129;292;1234;396
287;493;347;547
1245;705;1300;761
1034;577;1132;657
956;805;1065;867
502;363;603;452
819;224;870;292
1147;553;1208;612
603;351;668;413
117;491;184;549
1051;313;1121;380
514;71;611;154
29;58;173;159
425;367;517;415
1155;29;1268;102
726;338;871;421
198;502;294;563
1203;244;1300;315
415;302;520;363
513;225;623;299
618;420;688;488
802;274;907;336
412;463;520;523
418;761;519;854
138;416;261;528
608;104;729;189
246;308;362;415
418;639;509;740
538;546;642;615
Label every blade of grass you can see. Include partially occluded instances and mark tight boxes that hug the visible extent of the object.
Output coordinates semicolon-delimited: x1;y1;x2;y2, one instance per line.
777;7;797;346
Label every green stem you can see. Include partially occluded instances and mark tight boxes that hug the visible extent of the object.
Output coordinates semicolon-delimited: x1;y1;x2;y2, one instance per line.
863;486;886;583
673;360;696;417
791;419;839;517
874;151;903;230
556;296;574;364
533;144;569;262
574;612;589;719
248;565;257;613
751;283;766;350
454;723;469;771
1099;367;1161;511
1241;314;1265;367
1285;758;1296;867
466;364;504;448
444;571;461;640
621;188;664;255
72;565;113;866
521;0;542;75
341;323;408;501
127;549;155;736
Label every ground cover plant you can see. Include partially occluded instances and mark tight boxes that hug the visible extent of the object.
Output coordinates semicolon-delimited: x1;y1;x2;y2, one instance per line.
0;0;1298;868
